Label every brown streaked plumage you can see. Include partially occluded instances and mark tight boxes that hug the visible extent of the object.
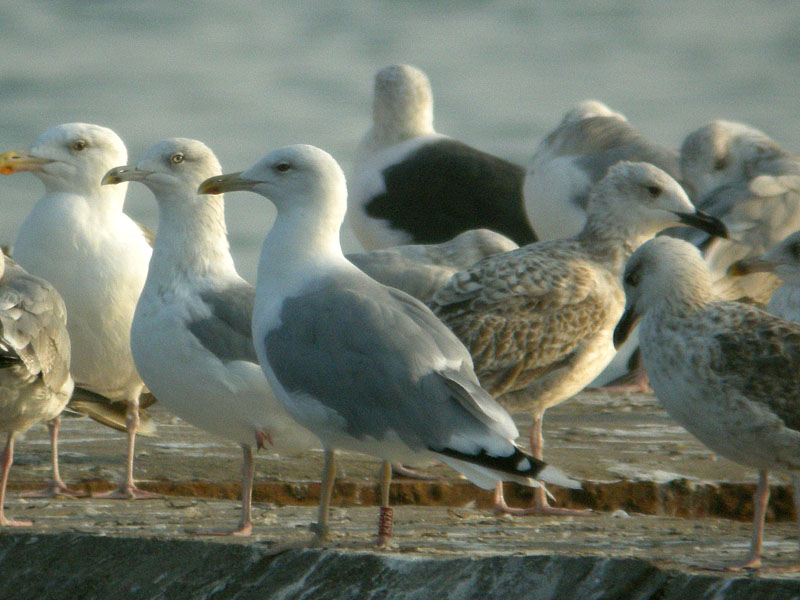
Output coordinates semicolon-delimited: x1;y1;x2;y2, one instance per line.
618;236;800;570
431;161;728;515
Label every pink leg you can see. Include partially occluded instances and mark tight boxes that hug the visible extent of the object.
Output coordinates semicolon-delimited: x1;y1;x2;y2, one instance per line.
311;449;336;546
0;433;32;527
191;444;255;537
94;392;162;500
723;469;769;571
494;412;591;517
21;417;85;498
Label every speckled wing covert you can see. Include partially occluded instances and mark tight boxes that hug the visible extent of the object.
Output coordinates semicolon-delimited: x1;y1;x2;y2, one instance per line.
430;240;614;397
0;259;71;393
694;302;800;431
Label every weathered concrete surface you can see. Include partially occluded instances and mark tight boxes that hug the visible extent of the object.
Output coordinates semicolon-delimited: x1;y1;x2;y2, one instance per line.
1;390;799;597
0;531;799;600
7;391;799;521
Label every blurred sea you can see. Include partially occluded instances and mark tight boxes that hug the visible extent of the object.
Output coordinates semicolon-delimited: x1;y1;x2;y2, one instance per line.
2;1;799;282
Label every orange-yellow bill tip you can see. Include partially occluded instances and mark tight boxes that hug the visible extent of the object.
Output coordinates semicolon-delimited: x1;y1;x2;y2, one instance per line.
0;150;50;175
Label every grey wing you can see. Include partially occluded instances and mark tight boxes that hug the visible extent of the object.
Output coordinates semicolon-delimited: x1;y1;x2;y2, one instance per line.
704;304;800;431
536;116;679;210
543;117;678;176
0;262;71;392
187;282;258;364
347;229;518;303
264;278;516;449
348;251;455;303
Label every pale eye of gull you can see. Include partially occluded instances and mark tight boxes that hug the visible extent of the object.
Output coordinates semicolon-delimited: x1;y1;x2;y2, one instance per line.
72;140;87;152
171;153;184;164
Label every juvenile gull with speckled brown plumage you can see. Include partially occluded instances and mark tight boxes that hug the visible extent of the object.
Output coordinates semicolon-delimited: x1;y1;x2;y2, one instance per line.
615;236;800;570
431;161;727;515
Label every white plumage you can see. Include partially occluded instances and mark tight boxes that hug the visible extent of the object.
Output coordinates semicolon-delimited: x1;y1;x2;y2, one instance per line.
106;138;316;535
0;123;155;499
198;144;577;546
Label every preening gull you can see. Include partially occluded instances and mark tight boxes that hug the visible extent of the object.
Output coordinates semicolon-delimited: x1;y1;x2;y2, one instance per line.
614;236;800;570
0;253;73;525
431;161;727;515
347;229;518;303
348;64;536;250
523;100;680;241
103;138;317;535
0;123;156;499
198;144;577;547
678;120;800;303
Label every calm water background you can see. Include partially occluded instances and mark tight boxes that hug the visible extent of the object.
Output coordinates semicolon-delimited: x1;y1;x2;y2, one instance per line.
2;2;799;281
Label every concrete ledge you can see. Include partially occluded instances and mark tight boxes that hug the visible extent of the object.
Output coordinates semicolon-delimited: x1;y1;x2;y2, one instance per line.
1;533;798;600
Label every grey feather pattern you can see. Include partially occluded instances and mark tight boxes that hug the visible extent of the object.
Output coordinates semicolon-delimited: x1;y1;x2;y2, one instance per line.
188;282;258;364
0;258;70;393
540;115;679;208
347;229;518;303
264;272;517;448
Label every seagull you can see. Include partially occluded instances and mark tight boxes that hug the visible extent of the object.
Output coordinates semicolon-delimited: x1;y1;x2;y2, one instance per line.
523;100;680;241
430;161;727;515
0;252;73;526
614;236;800;570
0;123;157;499
103;138;317;535
198;144;578;547
348;64;537;250
728;230;800;323
347;229;518;304
348;229;518;479
678;120;800;304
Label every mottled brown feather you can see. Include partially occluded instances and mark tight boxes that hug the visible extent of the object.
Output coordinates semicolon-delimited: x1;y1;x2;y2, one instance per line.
431;239;616;396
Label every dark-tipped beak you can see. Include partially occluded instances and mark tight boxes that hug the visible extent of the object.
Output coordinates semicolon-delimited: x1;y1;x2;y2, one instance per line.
727;256;774;277
0;150;53;175
675;210;729;239
197;171;252;195
102;165;151;185
613;307;640;349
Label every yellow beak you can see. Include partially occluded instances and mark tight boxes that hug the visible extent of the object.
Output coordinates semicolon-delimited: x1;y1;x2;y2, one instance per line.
0;150;52;175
